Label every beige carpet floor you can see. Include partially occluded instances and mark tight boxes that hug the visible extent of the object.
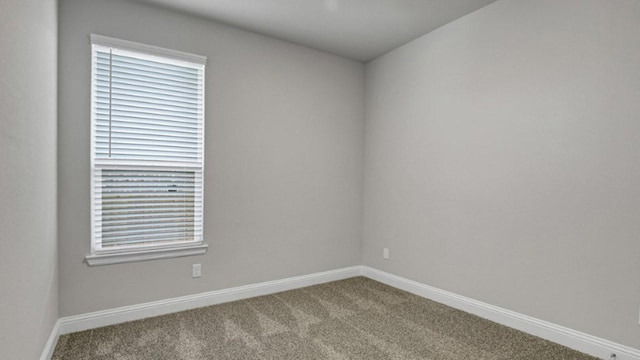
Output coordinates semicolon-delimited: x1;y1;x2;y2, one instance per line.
52;277;598;359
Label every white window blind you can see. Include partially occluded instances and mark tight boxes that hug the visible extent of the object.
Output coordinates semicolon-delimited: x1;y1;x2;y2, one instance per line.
90;35;206;253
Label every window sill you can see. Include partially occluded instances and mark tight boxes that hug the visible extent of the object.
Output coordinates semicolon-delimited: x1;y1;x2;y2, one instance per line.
85;243;208;266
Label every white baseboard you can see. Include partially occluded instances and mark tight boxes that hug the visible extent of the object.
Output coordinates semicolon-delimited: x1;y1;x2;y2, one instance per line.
40;320;60;360
361;266;640;360
57;266;362;336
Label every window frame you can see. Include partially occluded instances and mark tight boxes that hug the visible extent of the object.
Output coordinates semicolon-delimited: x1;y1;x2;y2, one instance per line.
86;34;208;266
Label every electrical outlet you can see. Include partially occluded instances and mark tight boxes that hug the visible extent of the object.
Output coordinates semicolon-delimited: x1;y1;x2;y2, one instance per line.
383;248;389;260
192;264;201;278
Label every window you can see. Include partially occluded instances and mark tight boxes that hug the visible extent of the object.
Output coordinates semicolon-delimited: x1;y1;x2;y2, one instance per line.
86;35;207;266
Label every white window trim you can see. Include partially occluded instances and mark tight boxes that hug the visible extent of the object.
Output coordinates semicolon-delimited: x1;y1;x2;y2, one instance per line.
85;243;208;266
86;34;207;266
89;34;207;66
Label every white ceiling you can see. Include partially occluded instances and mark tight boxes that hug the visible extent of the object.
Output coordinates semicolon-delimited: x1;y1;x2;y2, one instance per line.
133;0;498;62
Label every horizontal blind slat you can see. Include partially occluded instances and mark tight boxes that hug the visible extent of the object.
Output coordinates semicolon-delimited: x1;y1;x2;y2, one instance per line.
108;103;200;119
110;64;200;85
97;85;199;105
97;54;201;83
101;235;199;247
103;52;200;75
107;116;201;130
95;134;201;148
96;120;200;134
97;77;200;100
112;72;198;92
106;92;200;110
99;107;202;123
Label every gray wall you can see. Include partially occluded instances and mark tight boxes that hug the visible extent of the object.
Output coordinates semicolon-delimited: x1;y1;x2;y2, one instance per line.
58;0;364;316
0;0;59;358
363;0;640;349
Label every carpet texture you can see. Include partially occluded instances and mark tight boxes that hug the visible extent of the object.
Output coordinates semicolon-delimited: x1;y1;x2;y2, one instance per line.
52;277;598;359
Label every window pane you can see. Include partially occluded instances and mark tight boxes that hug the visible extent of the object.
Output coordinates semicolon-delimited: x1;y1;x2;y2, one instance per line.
94;49;204;162
97;169;202;248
